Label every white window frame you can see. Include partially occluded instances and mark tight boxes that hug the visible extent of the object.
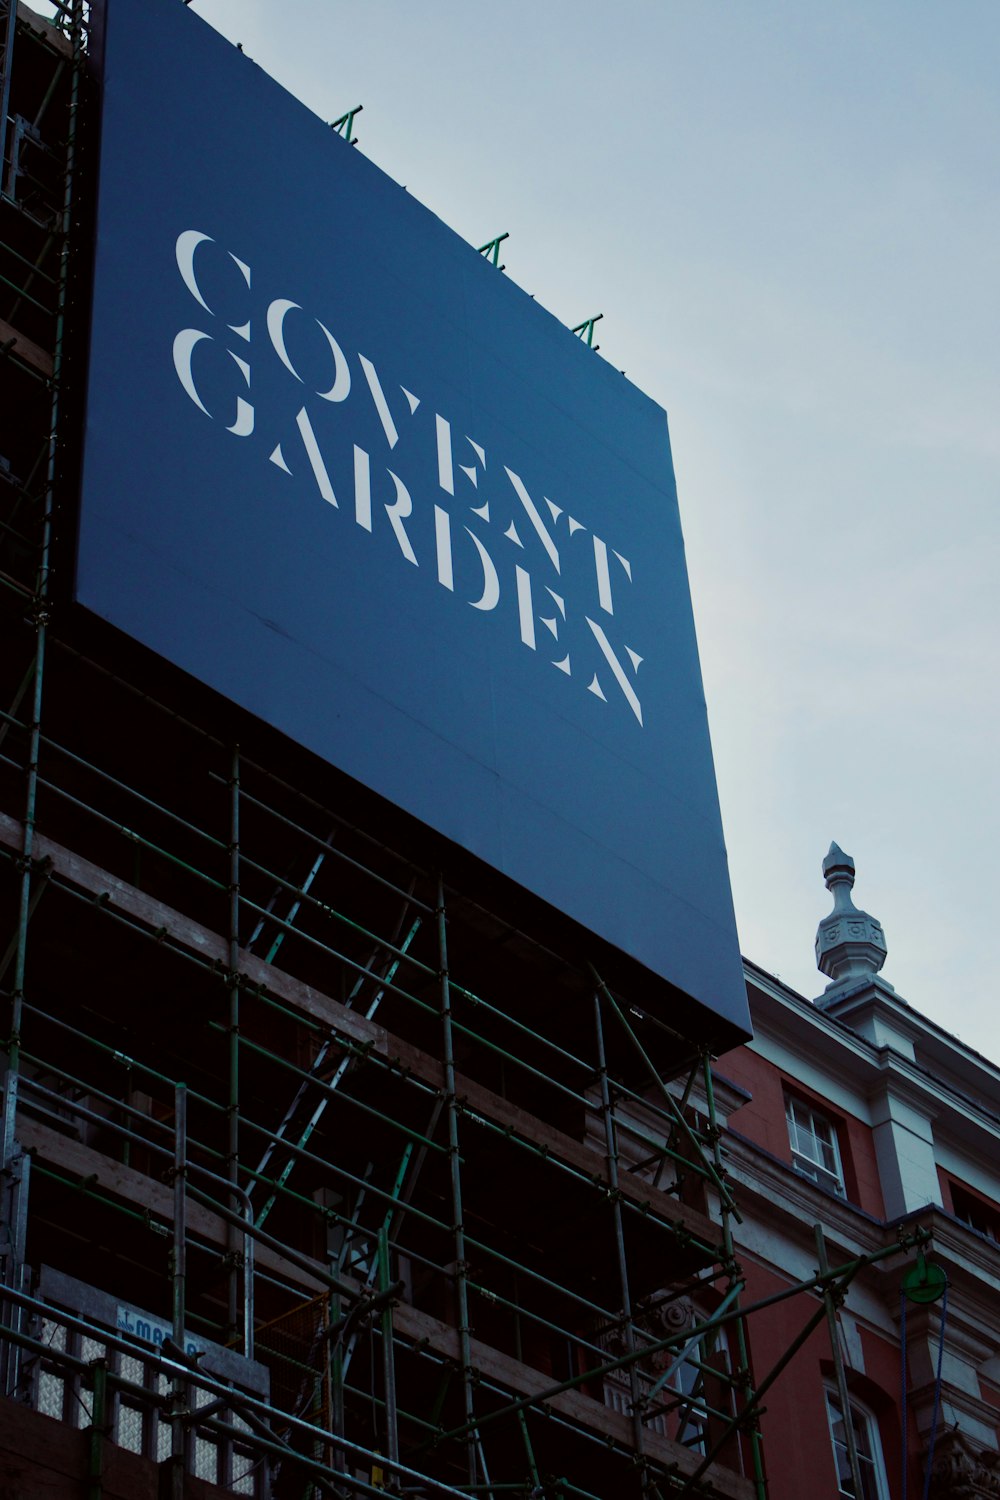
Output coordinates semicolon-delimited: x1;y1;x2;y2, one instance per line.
824;1388;890;1500
950;1182;1000;1241
784;1093;845;1197
672;1322;731;1454
603;1314;733;1452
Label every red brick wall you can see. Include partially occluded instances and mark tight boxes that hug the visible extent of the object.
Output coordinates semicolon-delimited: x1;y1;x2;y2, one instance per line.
740;1259;841;1500
739;1261;911;1500
717;1045;885;1218
716;1047;792;1161
860;1321;919;1498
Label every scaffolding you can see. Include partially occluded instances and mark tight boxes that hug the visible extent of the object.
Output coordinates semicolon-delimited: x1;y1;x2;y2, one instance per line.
0;6;930;1498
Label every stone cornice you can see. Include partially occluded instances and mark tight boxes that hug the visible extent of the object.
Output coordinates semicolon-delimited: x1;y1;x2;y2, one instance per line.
740;974;1000;1160
724;1134;1000;1310
723;1127;893;1262
892;1210;1000;1301
744;960;1000;1126
914;1381;1000;1429
822;979;924;1038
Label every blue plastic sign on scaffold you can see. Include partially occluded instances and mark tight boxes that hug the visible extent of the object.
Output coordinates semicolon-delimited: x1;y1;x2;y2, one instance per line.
77;0;750;1045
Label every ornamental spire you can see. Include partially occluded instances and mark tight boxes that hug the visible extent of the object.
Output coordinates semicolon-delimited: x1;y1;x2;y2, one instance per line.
815;843;887;988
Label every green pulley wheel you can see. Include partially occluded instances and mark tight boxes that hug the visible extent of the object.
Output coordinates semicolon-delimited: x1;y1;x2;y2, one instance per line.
901;1253;947;1304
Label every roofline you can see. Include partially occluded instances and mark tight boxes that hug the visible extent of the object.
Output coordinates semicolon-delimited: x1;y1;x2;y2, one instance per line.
742;954;1000;1085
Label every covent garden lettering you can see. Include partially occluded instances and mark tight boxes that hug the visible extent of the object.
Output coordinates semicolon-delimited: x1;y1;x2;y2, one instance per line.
171;229;646;727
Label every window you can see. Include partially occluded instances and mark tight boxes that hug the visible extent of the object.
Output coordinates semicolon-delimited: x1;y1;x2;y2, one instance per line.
950;1183;1000;1241
785;1094;845;1196
600;1306;733;1452
672;1323;731;1454
825;1390;889;1500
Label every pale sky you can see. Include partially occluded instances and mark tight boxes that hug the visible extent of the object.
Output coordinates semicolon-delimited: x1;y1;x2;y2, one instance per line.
59;2;1000;1055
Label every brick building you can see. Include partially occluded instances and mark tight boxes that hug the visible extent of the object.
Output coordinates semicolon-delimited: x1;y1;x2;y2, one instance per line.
0;5;997;1499
714;844;1000;1499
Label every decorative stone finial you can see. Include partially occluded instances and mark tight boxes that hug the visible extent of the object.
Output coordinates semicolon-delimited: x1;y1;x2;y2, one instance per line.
815;842;887;988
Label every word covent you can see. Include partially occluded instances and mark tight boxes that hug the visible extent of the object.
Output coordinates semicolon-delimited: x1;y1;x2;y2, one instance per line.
171;230;646;726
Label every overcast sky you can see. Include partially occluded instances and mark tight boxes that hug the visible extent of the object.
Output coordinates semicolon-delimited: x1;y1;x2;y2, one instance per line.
58;1;1000;1055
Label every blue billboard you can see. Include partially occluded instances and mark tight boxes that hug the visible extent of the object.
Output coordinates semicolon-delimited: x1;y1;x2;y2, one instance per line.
77;0;750;1044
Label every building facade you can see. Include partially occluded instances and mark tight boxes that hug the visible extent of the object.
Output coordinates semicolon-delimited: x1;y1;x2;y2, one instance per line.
714;845;1000;1500
1;5;998;1500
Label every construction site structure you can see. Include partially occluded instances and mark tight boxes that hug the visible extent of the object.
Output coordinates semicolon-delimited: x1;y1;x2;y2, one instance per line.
0;5;954;1498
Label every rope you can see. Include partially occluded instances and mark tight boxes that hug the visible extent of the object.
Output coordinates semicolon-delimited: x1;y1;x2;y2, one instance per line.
922;1279;948;1500
901;1273;950;1500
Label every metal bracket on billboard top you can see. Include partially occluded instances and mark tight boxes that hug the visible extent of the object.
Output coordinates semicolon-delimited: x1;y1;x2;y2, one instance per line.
477;233;509;271
329;106;363;146
571;315;603;350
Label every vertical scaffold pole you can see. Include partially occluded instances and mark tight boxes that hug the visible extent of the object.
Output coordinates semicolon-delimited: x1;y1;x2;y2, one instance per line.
1;0;83;1399
592;989;647;1485
378;1225;400;1468
816;1223;865;1500
2;624;44;1159
703;1054;767;1500
86;1357;108;1500
171;1083;188;1499
173;1084;188;1339
227;746;242;1348
0;609;42;1402
436;876;479;1487
329;1290;345;1475
0;0;14;201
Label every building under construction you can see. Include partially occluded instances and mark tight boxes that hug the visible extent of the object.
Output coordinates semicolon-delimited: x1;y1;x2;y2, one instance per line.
0;5;941;1499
